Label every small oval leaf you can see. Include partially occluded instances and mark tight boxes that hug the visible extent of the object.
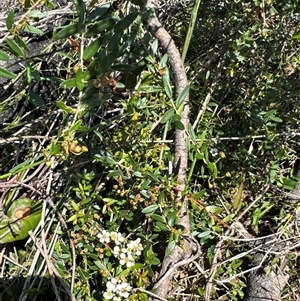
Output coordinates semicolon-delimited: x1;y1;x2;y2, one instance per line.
76;68;85;91
83;37;103;60
142;204;158;215
174;120;185;130
85;18;118;38
0;50;10;61
60;78;77;89
0;66;16;79
6;10;15;30
5;38;25;58
162;75;172;99
175;84;189;109
54;23;79;40
161;108;174;124
24;24;44;35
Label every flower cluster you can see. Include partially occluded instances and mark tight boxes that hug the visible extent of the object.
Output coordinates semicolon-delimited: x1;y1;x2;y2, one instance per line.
103;278;132;300
113;237;143;268
97;230;143;300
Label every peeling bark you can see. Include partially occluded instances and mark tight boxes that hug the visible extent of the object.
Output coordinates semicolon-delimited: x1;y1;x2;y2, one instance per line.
244;178;300;301
245;239;290;301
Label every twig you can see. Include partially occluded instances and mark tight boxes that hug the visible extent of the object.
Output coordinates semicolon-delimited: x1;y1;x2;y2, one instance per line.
140;130;300;144
29;232;76;301
193;59;224;129
0;136;52;146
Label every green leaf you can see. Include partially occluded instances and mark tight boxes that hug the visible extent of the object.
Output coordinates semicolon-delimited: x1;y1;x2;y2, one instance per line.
97;48;119;78
85;58;99;79
151;39;158;54
206;205;223;214
268;115;282;122
161;109;174;124
198;230;211;238
60;78;77;89
83;37;103;60
154;222;169;231
69;119;82;132
9;156;44;174
75;0;86;32
70;200;80;212
0;67;16;79
24;24;44;35
150;214;165;223
56;101;74;114
5;38;25;58
0;50;10;61
29;90;46;110
27;10;48;18
293;30;300;39
167;212;176;227
54;23;79;39
142;204;158;215
85;18;118;38
281;177;297;191
223;214;235;223
95;154;117;166
107;30;123;52
175;84;189;109
252;208;261;226
162;75;173;99
44;0;55;9
0;198;42;244
174;120;185;130
75;68;85;91
159;53;168;67
14;35;30;52
119;210;133;221
233;182;244;210
188;123;197;140
6;10;14;30
86;3;111;24
269;161;278;182
165;240;176;256
94;260;108;270
114;12;138;32
140;179;151;190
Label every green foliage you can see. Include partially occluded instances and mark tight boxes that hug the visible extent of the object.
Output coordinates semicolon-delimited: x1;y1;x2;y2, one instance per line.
1;0;300;300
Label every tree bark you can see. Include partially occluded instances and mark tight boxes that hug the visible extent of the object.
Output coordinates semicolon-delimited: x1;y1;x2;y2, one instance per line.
244;176;300;301
143;1;201;300
245;238;289;301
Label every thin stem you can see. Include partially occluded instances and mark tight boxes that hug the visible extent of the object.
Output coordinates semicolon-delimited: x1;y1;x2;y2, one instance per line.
181;0;202;64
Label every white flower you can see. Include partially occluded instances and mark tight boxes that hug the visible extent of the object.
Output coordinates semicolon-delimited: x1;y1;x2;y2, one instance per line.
106;278;117;292
103;290;114;300
110;232;125;245
113;246;121;258
121;246;132;255
209;148;219;157
113;297;121;301
97;229;110;244
116;282;132;298
119;252;135;268
127;238;143;256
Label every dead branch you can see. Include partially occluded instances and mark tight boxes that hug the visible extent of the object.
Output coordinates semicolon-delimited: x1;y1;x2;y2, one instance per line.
143;1;200;300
